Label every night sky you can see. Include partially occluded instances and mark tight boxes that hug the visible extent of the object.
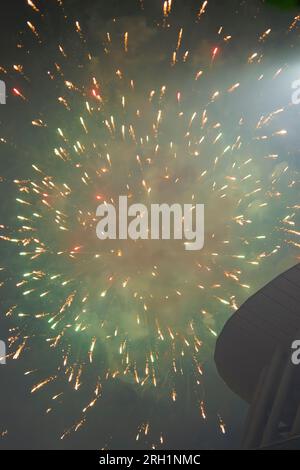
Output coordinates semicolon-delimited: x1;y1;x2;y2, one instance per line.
0;0;299;450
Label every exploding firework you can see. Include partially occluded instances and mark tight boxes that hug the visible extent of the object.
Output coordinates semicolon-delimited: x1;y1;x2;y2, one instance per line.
0;0;299;448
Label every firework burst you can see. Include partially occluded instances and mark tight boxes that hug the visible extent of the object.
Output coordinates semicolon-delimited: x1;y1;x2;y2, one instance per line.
0;0;299;448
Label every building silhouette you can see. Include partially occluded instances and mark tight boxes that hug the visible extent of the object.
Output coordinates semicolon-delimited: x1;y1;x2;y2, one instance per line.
215;263;300;449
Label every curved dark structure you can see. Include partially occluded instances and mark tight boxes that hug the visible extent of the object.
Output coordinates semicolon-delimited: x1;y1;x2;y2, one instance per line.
215;263;300;449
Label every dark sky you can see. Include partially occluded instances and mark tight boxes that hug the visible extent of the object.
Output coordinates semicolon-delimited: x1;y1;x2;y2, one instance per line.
0;0;299;450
